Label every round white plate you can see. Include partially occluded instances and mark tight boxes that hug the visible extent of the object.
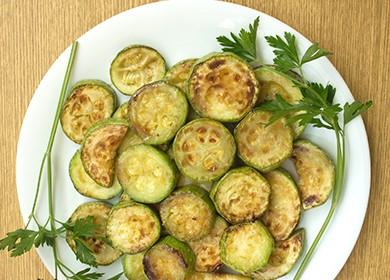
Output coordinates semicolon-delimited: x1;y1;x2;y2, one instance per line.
16;1;370;279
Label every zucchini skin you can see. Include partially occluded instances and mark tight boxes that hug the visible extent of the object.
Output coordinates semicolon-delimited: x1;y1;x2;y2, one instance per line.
220;221;274;274
251;229;305;280
80;118;129;187
187;52;259;122
292;139;336;210
106;200;161;254
234;109;293;172
129;81;189;145
143;235;196;280
60;79;117;144
122;251;148;280
210;167;271;224
112;102;129;120
65;201;122;266
69;150;122;200
116;144;177;203
165;58;197;92
173;118;236;182
188;272;251;280
110;45;166;96
261;168;301;241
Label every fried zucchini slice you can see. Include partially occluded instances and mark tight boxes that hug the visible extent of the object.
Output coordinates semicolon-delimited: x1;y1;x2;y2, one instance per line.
129;81;188;144
292;140;335;209
187;53;259;122
60;79;116;143
210;167;270;224
165;58;197;92
80;119;128;187
110;45;166;95
235;110;293;172
220;221;274;274
112;102;144;153
143;236;195;280
66;202;122;265
69;150;122;200
261;169;301;241
122;251;148;280
116;144;177;203
255;67;305;138
251;229;304;280
188;216;228;272
173;118;236;182
160;185;216;242
177;173;212;191
106;201;160;254
189;272;251;280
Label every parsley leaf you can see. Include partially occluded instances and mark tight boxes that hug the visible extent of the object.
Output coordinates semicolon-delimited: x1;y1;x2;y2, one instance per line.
74;239;97;267
344;101;373;125
0;228;55;257
69;268;104;280
106;272;124;280
217;17;260;63
62;216;98;239
265;32;330;73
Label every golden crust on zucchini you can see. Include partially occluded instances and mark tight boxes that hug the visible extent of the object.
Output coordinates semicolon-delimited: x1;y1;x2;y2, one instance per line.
211;167;270;224
66;202;122;265
261;169;301;241
235;110;293;172
129;81;188;144
81;120;128;187
160;190;215;241
165;58;197;91
110;45;166;95
173;118;236;182
251;230;304;280
188;53;259;122
106;203;160;254
61;81;115;143
292;140;335;209
189;216;228;272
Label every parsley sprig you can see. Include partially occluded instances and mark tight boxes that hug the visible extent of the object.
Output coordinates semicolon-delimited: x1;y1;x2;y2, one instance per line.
0;42;119;280
217;18;372;279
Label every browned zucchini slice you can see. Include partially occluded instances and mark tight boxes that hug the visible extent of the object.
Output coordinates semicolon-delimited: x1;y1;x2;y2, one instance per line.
187;53;259;122
292;140;335;209
69;150;122;200
261;169;301;240
165;58;197;92
188;272;251;280
80;119;128;187
129;81;188;144
66;202;122;265
160;185;216;242
143;236;195;280
60;79;116;143
173;118;236;182
251;229;304;280
210;167;270;224
188;216;228;272
116;144;177;203
122;251;148;280
220;221;274;274
110;45;166;96
106;201;160;254
255;67;305;138
235;110;293;172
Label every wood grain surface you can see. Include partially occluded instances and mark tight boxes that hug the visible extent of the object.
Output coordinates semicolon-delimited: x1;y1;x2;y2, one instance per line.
0;0;388;279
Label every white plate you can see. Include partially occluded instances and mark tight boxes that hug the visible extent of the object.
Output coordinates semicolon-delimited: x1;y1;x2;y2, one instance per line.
16;0;371;279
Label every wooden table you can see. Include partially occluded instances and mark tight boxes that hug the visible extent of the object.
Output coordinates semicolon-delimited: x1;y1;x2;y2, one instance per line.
0;0;388;279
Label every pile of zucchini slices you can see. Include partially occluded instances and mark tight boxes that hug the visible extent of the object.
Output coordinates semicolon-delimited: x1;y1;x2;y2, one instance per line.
61;45;336;280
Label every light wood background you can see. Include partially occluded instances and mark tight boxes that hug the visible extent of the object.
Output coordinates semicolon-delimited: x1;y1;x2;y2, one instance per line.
0;0;389;279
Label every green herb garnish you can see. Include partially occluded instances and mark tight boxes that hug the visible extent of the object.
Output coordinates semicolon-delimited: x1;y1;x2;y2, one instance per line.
217;18;372;279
